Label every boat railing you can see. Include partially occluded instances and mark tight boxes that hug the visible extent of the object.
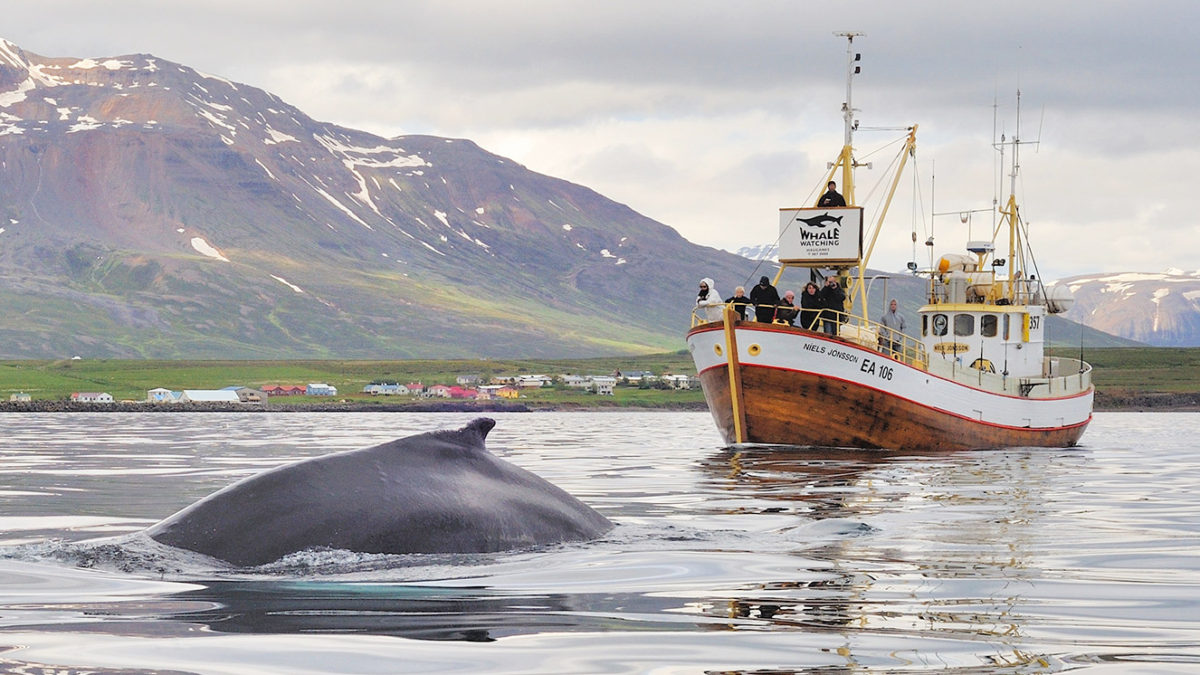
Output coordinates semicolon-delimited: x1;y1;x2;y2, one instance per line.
689;304;929;369
825;310;929;369
1043;357;1093;393
925;355;1093;398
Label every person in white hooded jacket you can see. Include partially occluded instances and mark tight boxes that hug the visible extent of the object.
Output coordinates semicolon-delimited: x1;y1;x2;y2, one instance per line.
696;278;725;322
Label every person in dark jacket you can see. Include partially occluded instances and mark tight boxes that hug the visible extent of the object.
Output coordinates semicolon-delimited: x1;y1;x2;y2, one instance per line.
723;286;752;320
818;275;846;335
749;276;780;323
774;290;798;325
799;281;822;330
818;181;847;207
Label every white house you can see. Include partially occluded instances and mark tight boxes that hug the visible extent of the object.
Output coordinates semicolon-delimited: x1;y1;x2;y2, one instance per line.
363;383;409;396
517;375;551;388
9;392;31;402
306;383;338;396
146;387;180;403
590;376;616;396
561;375;591;389
71;392;114;403
661;374;693;390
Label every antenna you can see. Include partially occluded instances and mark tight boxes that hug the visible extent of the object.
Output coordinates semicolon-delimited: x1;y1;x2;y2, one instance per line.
834;32;865;148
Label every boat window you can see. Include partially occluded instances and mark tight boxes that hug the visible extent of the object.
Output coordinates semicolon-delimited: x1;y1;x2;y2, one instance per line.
922;314;928;336
954;314;974;337
981;314;998;338
932;313;948;336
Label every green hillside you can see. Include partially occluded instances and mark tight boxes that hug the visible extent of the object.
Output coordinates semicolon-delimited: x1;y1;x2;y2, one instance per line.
0;348;1195;409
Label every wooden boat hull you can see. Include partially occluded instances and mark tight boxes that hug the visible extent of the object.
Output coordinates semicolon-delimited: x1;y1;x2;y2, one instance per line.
687;322;1092;451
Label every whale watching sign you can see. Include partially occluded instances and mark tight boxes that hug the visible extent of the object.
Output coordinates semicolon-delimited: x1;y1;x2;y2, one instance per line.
778;206;864;265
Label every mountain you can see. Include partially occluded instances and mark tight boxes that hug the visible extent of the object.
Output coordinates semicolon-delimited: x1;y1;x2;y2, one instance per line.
0;39;753;359
1057;269;1200;347
735;243;777;263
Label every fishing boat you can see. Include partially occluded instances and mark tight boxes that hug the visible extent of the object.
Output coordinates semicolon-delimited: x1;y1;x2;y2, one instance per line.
686;35;1093;451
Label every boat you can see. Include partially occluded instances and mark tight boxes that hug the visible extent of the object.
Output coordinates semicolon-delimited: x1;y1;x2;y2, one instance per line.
685;34;1093;451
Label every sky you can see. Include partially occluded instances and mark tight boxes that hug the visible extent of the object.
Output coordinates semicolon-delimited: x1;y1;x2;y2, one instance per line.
5;1;1199;281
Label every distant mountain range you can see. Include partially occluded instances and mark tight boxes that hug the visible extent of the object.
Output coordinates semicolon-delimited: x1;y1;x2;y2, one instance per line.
1059;270;1200;347
0;39;751;359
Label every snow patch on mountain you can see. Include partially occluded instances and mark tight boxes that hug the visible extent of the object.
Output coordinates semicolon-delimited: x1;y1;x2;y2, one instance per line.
190;237;229;262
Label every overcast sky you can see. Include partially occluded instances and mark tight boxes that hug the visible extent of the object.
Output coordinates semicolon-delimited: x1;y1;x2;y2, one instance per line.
6;1;1198;280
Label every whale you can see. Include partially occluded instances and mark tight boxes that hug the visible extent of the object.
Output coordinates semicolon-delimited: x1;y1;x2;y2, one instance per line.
146;418;613;566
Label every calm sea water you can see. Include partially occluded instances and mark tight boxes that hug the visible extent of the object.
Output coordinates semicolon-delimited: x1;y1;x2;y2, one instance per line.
0;411;1197;674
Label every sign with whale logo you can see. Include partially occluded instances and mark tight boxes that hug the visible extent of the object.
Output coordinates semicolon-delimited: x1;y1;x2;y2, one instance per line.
777;206;863;265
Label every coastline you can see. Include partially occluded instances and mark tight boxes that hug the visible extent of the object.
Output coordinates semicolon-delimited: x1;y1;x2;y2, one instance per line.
0;400;712;414
0;396;1195;413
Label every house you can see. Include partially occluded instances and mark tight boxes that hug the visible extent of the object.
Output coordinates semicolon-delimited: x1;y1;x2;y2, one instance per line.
619;370;656;384
495;386;520;399
478;384;510;398
427;384;452;398
363;383;409;396
561;375;591;389
448;386;478;399
589;376;616;396
661;374;693;390
71;392;114;403
146;387;181;403
405;383;425;396
455;374;481;386
181;390;242;404
262;385;306;397
9;392;31;402
306;383;338;396
517;375;551;388
223;386;267;404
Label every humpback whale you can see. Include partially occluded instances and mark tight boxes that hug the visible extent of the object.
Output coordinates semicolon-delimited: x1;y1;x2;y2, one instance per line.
146;418;612;566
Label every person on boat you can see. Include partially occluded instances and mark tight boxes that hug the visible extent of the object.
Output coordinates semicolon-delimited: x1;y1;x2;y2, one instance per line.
818;181;846;207
818;275;846;335
749;276;780;323
774;290;798;326
696;278;725;322
799;282;821;330
723;286;752;320
879;298;906;355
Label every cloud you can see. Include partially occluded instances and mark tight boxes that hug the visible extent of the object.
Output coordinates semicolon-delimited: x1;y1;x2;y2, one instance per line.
3;0;1199;278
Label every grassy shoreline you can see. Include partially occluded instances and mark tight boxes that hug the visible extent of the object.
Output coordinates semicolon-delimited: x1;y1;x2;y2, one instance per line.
0;348;1196;411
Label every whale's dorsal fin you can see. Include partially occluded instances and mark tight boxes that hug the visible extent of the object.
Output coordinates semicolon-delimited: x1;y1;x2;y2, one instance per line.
425;417;495;450
462;417;496;440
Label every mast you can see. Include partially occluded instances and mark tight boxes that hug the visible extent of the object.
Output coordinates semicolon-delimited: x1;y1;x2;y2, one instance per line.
995;89;1033;301
774;34;916;323
832;31;863;206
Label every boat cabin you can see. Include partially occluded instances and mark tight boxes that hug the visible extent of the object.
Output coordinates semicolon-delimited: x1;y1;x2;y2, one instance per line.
919;303;1046;379
918;240;1067;379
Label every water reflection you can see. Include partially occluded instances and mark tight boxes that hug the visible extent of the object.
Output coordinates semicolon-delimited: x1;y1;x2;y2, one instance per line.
694;444;1066;669
157;581;701;642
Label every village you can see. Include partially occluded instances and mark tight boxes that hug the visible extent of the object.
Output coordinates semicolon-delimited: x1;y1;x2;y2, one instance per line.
16;370;697;406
